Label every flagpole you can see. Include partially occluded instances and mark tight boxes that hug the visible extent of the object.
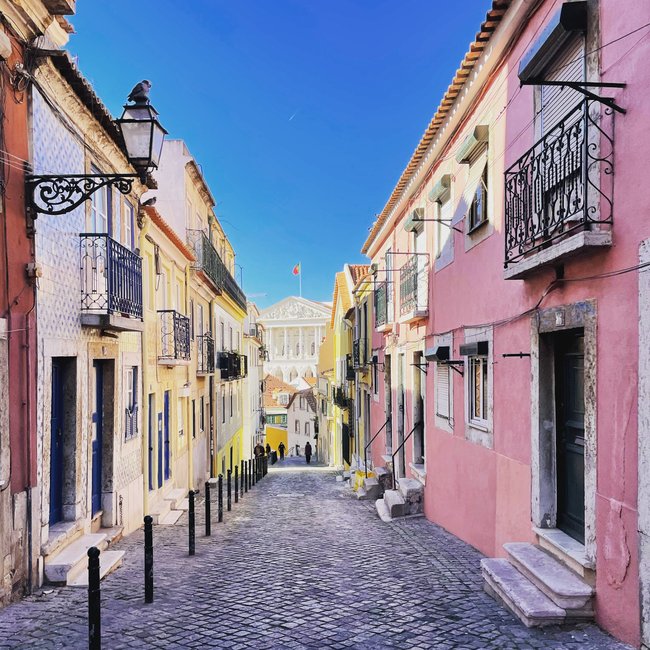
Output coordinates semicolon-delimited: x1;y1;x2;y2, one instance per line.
299;261;302;298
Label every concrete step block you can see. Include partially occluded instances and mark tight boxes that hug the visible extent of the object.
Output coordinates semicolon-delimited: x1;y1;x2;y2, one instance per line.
67;550;125;587
375;498;392;523
362;477;383;500
481;558;565;627
504;543;593;614
164;488;186;510
397;478;424;514
159;510;184;525
44;533;108;584
383;490;407;518
149;499;171;525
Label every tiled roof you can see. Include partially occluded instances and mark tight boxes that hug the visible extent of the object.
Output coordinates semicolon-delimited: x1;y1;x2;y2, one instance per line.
349;264;370;286
144;206;196;261
361;0;511;254
304;377;317;387
287;388;317;413
263;374;298;408
330;271;352;327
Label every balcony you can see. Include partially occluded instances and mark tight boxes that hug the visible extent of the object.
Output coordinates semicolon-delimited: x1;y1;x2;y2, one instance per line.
80;234;144;332
353;338;368;370
217;351;248;381
399;255;428;323
345;354;355;381
333;386;349;410
158;310;190;365
196;332;215;375
504;99;613;279
187;229;247;311
374;281;392;332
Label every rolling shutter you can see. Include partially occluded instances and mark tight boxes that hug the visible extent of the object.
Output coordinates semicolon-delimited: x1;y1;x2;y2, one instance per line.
435;363;450;419
540;34;585;135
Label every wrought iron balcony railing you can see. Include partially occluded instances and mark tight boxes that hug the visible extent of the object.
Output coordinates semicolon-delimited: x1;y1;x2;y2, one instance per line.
80;234;143;319
374;281;388;328
196;332;215;375
399;255;428;317
217;351;248;381
353;338;368;369
504;99;614;267
158;310;190;362
187;229;246;311
345;353;355;381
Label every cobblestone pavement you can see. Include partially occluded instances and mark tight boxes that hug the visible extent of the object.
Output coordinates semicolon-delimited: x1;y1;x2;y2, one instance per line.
0;458;633;649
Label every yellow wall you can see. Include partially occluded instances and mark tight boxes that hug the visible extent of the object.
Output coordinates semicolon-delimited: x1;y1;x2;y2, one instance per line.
265;426;288;452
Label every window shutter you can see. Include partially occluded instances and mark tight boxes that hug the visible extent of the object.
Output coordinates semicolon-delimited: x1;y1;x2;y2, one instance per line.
540;35;585;135
436;363;450;419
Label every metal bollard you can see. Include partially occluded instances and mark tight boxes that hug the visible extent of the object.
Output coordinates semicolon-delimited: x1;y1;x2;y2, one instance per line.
234;466;239;503
251;457;256;486
244;461;249;493
188;490;196;556
240;460;245;495
88;546;101;650
227;469;232;512
264;455;268;476
205;481;211;537
218;474;223;523
144;516;154;604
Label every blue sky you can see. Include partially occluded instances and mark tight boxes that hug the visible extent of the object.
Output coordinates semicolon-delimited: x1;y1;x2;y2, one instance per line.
69;1;487;308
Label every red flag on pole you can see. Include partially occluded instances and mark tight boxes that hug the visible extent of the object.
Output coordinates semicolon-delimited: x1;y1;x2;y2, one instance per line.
292;263;301;276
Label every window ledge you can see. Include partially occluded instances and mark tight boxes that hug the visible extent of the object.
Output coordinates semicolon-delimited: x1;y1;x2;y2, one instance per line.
399;309;428;325
504;230;612;280
466;219;488;236
467;420;489;433
376;323;393;333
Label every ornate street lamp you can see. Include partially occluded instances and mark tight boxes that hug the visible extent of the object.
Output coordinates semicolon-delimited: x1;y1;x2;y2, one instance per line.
26;80;167;217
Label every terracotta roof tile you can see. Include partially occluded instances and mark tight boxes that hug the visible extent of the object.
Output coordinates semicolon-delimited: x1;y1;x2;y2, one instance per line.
263;374;298;408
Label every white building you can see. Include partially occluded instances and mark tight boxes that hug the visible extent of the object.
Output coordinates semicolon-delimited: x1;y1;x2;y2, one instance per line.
259;297;331;384
287;389;317;457
243;303;265;459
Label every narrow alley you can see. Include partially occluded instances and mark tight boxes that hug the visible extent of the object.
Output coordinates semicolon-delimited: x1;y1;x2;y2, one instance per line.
0;461;629;649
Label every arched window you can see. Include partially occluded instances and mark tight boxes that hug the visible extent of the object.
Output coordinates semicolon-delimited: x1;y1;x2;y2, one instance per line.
305;422;310;436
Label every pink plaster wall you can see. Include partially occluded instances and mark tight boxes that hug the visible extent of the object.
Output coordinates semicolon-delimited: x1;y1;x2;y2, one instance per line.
365;1;650;645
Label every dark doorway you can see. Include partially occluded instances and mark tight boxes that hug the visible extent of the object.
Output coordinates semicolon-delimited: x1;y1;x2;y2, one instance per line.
555;329;585;544
163;390;171;481
148;394;154;491
91;361;103;516
384;353;392;452
49;361;64;524
397;353;405;478
413;351;425;465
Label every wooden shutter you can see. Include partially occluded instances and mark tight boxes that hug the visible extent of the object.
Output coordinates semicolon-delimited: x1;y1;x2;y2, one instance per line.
436;363;450;419
540;34;585;135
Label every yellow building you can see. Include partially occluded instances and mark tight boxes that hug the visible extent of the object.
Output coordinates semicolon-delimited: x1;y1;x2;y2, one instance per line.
316;324;335;466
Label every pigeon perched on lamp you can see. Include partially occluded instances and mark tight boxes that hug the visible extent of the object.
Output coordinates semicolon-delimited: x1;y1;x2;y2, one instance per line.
127;80;151;105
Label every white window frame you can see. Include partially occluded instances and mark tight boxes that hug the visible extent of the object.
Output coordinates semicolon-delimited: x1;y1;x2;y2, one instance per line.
125;366;138;440
90;165;109;233
123;199;134;249
463;326;493;448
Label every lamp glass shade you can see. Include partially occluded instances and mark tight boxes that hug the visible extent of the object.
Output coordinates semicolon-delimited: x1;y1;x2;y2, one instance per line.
117;104;167;170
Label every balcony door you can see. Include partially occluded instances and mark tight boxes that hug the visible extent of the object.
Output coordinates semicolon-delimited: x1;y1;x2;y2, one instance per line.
163;390;171;481
414;227;427;312
49;361;65;524
91;361;104;516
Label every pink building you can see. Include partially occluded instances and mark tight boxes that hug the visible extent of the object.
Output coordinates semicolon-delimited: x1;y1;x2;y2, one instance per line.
363;1;650;645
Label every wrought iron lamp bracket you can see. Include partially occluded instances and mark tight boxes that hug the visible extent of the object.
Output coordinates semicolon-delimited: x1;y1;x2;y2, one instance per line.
412;217;463;233
26;173;139;216
521;80;626;114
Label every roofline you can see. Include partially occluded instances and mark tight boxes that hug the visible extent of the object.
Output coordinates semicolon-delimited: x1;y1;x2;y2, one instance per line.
145;205;196;262
361;0;512;254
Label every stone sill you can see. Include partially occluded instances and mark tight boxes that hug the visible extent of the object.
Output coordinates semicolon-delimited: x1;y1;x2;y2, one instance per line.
158;358;191;367
399;309;428;325
409;462;427;486
504;230;612;280
376;323;393;333
81;312;144;332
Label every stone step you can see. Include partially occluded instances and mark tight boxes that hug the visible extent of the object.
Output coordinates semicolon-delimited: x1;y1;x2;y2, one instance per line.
375;498;392;523
67;550;125;588
374;467;393;492
159;509;184;526
383;490;407;518
356;487;368;500
481;558;565;627
504;543;593;614
176;498;189;512
362;477;383;500
164;488;187;510
397;478;424;515
44;533;108;584
149;498;171;525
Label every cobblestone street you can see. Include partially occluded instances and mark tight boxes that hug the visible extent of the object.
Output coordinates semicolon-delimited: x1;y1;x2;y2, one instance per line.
0;460;632;649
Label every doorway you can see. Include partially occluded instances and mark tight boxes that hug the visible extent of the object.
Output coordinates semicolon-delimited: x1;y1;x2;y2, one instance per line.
397;353;405;478
555;329;585;544
148;393;155;491
413;351;425;465
91;361;103;516
163;390;171;481
384;353;392;452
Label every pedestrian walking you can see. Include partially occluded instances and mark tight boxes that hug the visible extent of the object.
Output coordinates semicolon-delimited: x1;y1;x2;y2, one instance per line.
278;441;286;460
265;442;271;456
305;441;312;464
254;442;264;457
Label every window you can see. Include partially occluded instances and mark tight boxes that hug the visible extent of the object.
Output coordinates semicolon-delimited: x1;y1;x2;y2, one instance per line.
125;366;138;439
113;191;122;244
229;385;233;418
220;321;225;351
90;165;109;233
468;354;488;425
190;299;195;340
222;388;226;424
124;200;134;249
295;421;299;433
467;166;488;232
436;193;452;257
278;393;289;406
373;360;379;395
192;399;196;439
200;396;205;432
435;362;450;419
310;341;315;355
299;396;305;410
198;304;204;337
305;422;310;436
229;326;233;350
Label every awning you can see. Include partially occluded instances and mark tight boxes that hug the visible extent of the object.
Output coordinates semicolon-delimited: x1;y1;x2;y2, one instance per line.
450;152;487;227
455;125;489;164
427;174;451;203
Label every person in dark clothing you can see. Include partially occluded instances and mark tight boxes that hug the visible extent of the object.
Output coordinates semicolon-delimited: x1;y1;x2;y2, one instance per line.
254;442;264;457
278;441;286;460
304;441;312;464
265;443;271;456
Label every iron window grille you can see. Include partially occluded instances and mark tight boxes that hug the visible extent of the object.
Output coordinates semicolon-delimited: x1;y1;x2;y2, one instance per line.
399;255;428;316
158;310;191;361
374;281;388;328
196;332;215;375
